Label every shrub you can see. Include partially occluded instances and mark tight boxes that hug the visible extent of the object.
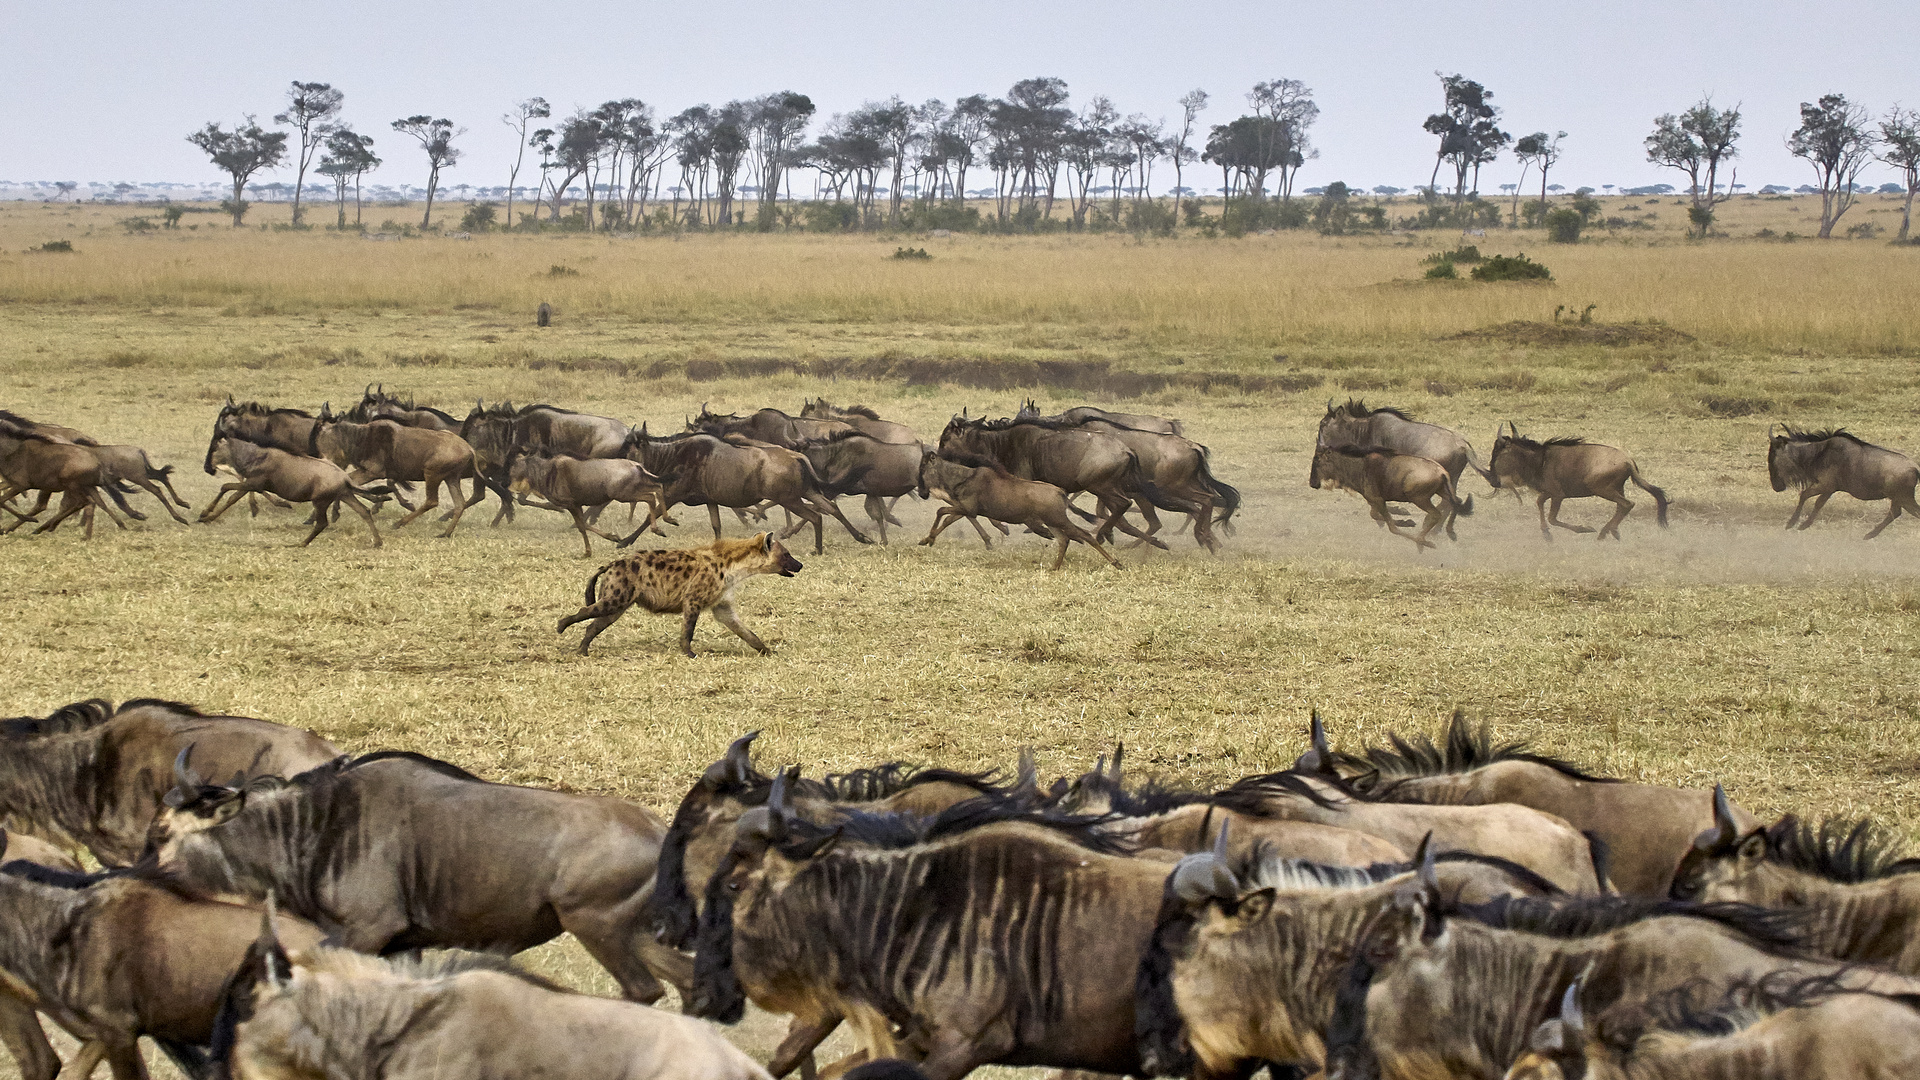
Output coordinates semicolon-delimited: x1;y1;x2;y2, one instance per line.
902;202;982;232
161;205;186;229
804;201;860;233
459;201;498;232
1471;253;1552;281
33;240;75;253
890;246;932;260
1544;208;1583;243
1423;245;1482;264
121;217;156;233
1424;260;1459;279
219;199;249;224
547;264;580;277
1124;198;1177;237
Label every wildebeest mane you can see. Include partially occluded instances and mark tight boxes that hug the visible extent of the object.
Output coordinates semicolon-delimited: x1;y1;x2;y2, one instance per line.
1238;845;1564;897
1332;399;1414;421
0;409;44;427
2;860;113;888
1454;895;1806;951
817;763;1007;802
118;698;209;717
225;401;314;419
341;750;485;784
1778;426;1868;446
838;403;883;420
772;793;1135;857
1213;769;1349;810
0;424;64;445
1321;442;1399;458
1633;970;1916;1042
1760;814;1920;883
790;428;881;448
1;697;115;738
1101;779;1215;818
1350;711;1617;794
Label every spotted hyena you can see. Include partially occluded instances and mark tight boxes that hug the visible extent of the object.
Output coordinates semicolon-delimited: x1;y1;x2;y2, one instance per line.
557;532;804;656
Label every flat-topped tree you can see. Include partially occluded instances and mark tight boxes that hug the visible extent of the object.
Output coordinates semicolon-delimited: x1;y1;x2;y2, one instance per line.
390;115;462;229
187;117;288;225
1645;97;1741;236
275;81;342;226
1790;93;1876;239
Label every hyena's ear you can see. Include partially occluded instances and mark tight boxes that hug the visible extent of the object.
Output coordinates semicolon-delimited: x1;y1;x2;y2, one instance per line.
760;532;773;553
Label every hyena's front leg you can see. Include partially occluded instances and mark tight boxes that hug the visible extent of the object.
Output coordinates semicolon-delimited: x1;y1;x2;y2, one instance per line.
710;599;770;655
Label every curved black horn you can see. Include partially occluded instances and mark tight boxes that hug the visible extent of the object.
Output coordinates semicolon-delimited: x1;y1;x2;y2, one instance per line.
1709;783;1738;847
174;744;203;790
1109;743;1125;784
1416;832;1438;890
725;731;759;783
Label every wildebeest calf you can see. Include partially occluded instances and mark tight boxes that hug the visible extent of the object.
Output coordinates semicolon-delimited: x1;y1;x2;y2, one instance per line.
558;532;803;657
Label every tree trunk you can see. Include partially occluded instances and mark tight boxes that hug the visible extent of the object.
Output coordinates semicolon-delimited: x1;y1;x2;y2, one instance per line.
292;155;306;226
354;175;363;225
422;167;439;228
231;176;246;226
1901;182;1914;241
336;180;347;228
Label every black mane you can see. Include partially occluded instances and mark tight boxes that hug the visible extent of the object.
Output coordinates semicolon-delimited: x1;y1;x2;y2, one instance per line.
1778;426;1868;446
1453;895;1806;951
1763;815;1920;883
226;401;314;419
1333;399;1414;421
343;750;486;784
1352;710;1616;792
791;428;880;448
839;404;883;420
117;698;210;717
1320;443;1399;458
777;792;1134;857
1;698;115;738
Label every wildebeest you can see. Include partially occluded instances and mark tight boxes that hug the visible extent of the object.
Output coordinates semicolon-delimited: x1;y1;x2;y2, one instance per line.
694;405;855;447
1017;399;1185;437
1303;713;1762;896
0;864;327;1080
537;300;552;326
1316;400;1494;489
0;420;124;539
213;923;770;1080
939;415;1167;549
1073;419;1238;551
198;435;385;547
1505;976;1920;1080
0;408;100;447
617;426;872;554
345;385;461;432
800;399;922;444
692;775;1166;1078
87;444;193;525
1310;444;1470;550
0;697;337;866
508;450;669;556
1669;793;1920;972
1767;425;1920;539
462;403;632;526
311;409;479;536
916;452;1124;570
203;400;319;465
558;532;803;656
1489;424;1671;541
792;430;923;543
146;750;692;1004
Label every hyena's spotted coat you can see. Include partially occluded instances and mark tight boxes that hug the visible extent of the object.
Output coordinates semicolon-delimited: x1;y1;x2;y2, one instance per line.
558;532;804;656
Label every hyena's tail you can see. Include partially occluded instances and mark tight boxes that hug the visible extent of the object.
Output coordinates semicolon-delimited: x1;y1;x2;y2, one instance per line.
583;562;614;606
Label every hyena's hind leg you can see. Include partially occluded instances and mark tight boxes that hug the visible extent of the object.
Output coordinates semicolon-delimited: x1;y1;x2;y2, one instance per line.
557;565;634;655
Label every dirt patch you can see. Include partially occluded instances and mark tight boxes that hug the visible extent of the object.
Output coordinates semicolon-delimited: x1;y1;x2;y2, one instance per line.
1444;320;1696;347
588;354;1331;396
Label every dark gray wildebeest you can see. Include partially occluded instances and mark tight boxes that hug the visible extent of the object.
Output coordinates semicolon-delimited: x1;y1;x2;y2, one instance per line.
0;408;99;447
1317;400;1494;492
1133;836;1559;1079
693;405;855;447
1318;863;1920;1080
1505;975;1920;1080
0;420;125;539
939;414;1168;549
691;774;1166;1079
204;400;319;462
0;864;327;1080
507;450;670;556
1299;712;1762;896
0;697;338;866
211;922;770;1080
1669;791;1920;973
147;750;693;1004
1489;424;1671;541
462;402;632;524
617;427;873;554
1043;415;1238;552
345;385;461;431
199;435;385;547
916;452;1125;570
1767;425;1920;539
1310;444;1470;550
800;399;923;444
792;431;924;543
1017;399;1185;437
311;408;480;536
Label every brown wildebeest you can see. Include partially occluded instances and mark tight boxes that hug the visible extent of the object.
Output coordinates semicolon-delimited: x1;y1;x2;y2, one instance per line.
459;400;529;524
346;385;461;431
1301;712;1762;897
800;399;922;444
617;427;872;554
0;697;339;866
1059;418;1238;551
0;866;327;1080
516;403;632;458
1489;424;1671;541
1322;868;1920;1080
199;435;384;547
213;929;771;1080
916;451;1125;570
202;399;319;464
1017;399;1185;437
1134;836;1556;1078
312;409;479;536
1317;399;1495;489
87;444;193;525
509;450;669;556
1310;443;1470;550
1767;425;1920;539
792;431;923;543
0;409;99;446
0;421;125;539
1506;976;1920;1080
1670;792;1920;973
939;414;1169;549
148;750;693;1005
693;405;854;446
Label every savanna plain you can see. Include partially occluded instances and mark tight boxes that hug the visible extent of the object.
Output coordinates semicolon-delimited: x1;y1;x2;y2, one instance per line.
2;195;1918;1075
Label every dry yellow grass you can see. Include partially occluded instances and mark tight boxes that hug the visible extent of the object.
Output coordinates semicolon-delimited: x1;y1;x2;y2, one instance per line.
1;196;1918;1078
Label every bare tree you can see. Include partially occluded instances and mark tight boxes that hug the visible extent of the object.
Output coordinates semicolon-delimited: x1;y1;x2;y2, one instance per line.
1645;98;1741;236
1878;105;1920;242
391;116;463;228
276;82;342;226
316;128;378;228
187;117;289;225
1171;89;1207;220
1789;93;1876;238
502;97;549;230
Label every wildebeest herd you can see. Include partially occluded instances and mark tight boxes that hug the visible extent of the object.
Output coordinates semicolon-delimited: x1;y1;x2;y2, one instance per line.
3;699;1918;1079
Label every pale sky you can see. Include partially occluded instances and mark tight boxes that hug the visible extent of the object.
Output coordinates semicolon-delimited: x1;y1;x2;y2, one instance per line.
4;0;1916;193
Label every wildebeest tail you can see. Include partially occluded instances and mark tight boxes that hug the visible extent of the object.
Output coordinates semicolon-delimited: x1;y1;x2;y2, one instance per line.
1443;476;1473;517
582;562;613;606
1195;445;1242;530
1628;464;1670;527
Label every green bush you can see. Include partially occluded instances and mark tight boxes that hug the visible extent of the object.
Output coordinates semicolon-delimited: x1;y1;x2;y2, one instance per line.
1424;245;1482;264
1424;260;1459;279
33;240;76;253
1544;208;1583;243
1124;198;1178;237
1687;205;1715;236
459;201;498;232
890;246;932;260
1471;253;1552;281
804;201;860;233
902;202;983;232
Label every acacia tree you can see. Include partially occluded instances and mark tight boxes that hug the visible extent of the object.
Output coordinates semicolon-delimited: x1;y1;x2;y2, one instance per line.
316;128;378;227
187;117;288;225
710;103;750;226
276;82;342;226
391;116;462;228
1249;78;1318;200
1789;93;1875;238
1645;98;1741;236
945;95;994;205
1170;89;1208;220
1877;105;1920;241
1513;130;1565;224
502;98;549;229
746;91;814;221
1424;74;1508;204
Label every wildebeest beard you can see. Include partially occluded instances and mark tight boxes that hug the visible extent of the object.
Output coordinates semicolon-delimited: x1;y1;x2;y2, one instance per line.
689;848;747;1022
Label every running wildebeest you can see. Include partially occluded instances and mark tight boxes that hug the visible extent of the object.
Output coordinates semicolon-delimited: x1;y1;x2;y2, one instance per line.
1505;976;1920;1080
0;409;99;447
1046;417;1237;551
1017;399;1185;437
557;533;802;656
508;450;669;556
799;400;922;444
617;426;872;554
87;444;193;525
916;452;1124;569
212;924;770;1080
693;405;855;447
1669;791;1920;972
311;408;479;537
0;864;327;1080
347;385;461;432
1301;713;1762;896
0;697;338;866
1767;425;1920;539
0;420;124;539
1488;423;1671;541
939;414;1168;549
147;750;693;1004
199;435;385;547
1310;444;1470;550
203;400;319;463
792;431;923;543
1316;399;1494;490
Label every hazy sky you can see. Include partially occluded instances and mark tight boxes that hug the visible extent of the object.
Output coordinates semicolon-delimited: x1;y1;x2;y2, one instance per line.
5;0;1917;192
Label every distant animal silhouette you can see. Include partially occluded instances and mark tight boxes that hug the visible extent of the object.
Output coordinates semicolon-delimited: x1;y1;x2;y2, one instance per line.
537;302;552;327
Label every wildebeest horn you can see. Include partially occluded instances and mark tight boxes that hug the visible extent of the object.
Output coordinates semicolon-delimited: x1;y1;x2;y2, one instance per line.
1109;744;1125;784
766;768;794;841
1560;981;1585;1038
725;731;759;782
174;745;203;790
1415;832;1438;891
1211;816;1231;860
1015;747;1038;795
1700;783;1739;850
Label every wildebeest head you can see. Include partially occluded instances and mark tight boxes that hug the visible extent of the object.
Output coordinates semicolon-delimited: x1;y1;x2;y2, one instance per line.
1053;747;1127;815
645;732;765;948
1487;422;1546;491
1668;783;1762;902
148;746;250;856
